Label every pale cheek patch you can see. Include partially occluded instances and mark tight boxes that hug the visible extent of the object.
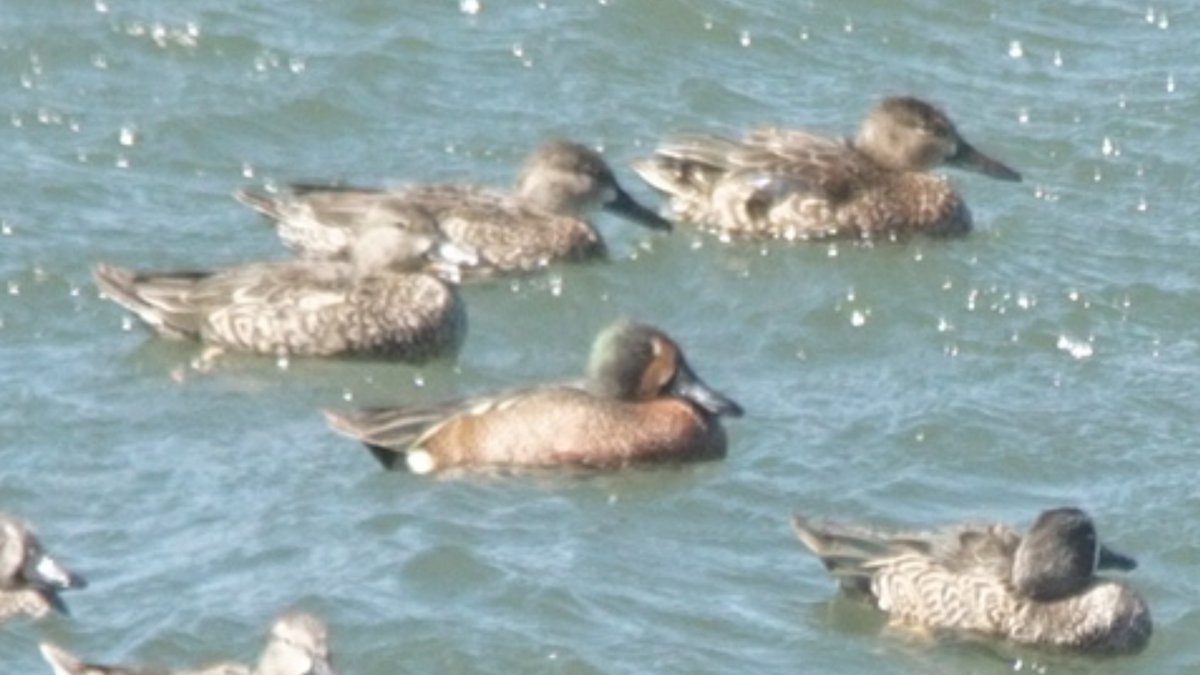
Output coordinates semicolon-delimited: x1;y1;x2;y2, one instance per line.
406;449;437;475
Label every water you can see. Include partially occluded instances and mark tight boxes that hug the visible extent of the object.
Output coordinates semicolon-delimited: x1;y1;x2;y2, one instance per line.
2;0;1198;672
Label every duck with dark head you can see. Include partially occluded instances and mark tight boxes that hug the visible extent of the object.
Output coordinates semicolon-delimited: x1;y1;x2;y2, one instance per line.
325;320;743;474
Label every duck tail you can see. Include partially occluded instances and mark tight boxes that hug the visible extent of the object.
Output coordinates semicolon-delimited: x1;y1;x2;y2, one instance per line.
93;263;166;331
233;187;286;222
634;135;741;197
322;407;439;471
93;264;207;338
791;515;889;600
632;155;719;202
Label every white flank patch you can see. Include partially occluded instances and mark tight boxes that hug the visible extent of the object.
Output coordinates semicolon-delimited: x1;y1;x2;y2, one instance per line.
407;450;436;475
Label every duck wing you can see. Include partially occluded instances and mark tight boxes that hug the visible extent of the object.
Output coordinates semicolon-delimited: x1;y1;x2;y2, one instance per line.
390;185;601;276
237;184;440;259
324;381;587;469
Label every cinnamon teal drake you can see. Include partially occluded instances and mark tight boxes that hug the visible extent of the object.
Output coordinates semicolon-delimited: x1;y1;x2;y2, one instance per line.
634;96;1022;241
236;140;672;281
93;227;465;360
791;507;1151;655
40;611;337;675
0;513;86;622
324;320;743;473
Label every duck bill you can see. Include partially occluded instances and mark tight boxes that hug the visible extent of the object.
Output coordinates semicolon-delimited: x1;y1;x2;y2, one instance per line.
603;186;674;231
27;553;87;591
1097;544;1137;572
951;141;1022;182
670;359;744;418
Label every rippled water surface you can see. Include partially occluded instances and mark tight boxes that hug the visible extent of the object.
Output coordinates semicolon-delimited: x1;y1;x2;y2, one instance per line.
3;0;1199;673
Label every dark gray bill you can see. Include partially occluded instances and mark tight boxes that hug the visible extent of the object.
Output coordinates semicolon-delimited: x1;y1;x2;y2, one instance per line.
951;141;1022;182
1097;543;1137;572
604;185;674;231
670;358;744;418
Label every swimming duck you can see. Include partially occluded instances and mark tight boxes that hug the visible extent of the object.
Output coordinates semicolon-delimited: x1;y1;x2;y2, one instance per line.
236;140;673;281
93;227;465;360
633;96;1022;240
0;513;86;622
791;507;1151;654
324;320;743;473
39;610;337;675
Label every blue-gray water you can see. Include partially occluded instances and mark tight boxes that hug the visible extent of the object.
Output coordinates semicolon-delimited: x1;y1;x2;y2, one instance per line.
2;0;1198;673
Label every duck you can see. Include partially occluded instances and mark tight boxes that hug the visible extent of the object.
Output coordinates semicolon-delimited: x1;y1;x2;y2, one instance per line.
324;319;743;473
236;140;673;281
93;227;465;360
0;513;86;622
39;610;337;675
791;507;1151;655
633;96;1022;241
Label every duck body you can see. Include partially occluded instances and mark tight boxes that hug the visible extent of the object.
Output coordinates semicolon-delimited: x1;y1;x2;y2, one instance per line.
238;141;671;280
634;96;1021;241
792;508;1151;655
328;383;729;473
39;611;337;675
93;229;465;360
324;320;742;473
